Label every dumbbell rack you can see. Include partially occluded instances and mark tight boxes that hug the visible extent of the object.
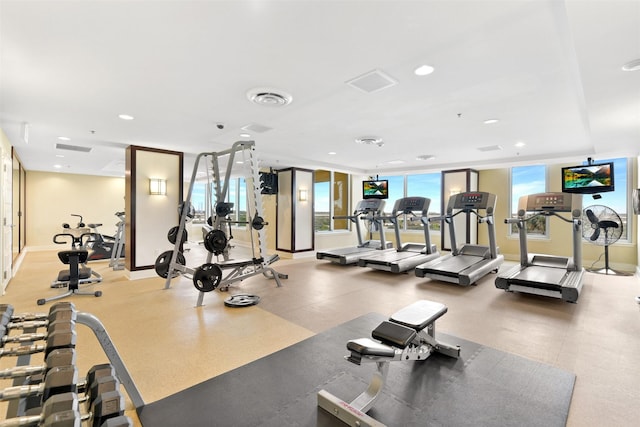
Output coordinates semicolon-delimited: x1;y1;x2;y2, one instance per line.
2;307;144;420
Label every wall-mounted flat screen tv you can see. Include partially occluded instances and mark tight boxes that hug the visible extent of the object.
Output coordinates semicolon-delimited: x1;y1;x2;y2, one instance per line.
561;162;614;194
363;180;389;199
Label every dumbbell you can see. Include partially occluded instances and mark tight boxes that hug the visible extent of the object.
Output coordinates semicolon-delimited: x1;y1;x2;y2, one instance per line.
0;348;76;380
21;363;119;416
0;302;75;323
0;328;77;358
0;365;77;403
1;318;75;346
1;303;77;332
1;363;117;407
0;390;130;427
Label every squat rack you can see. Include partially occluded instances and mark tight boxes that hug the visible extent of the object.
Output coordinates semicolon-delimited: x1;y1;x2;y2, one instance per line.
160;141;286;306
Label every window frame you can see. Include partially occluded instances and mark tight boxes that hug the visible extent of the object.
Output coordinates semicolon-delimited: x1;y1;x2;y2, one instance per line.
314;170;351;233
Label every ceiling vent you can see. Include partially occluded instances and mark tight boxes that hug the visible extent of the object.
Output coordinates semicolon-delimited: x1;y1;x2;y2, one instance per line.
416;154;435;161
355;136;384;147
246;88;293;106
55;143;92;153
346;69;398;93
241;123;273;133
477;145;503;152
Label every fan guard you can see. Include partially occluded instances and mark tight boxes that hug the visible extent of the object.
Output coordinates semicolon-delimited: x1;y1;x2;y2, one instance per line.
581;205;629;275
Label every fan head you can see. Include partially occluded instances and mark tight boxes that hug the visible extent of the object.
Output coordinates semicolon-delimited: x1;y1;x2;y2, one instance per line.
581;205;623;246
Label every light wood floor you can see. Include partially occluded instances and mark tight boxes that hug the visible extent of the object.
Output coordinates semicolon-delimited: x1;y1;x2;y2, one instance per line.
1;245;639;426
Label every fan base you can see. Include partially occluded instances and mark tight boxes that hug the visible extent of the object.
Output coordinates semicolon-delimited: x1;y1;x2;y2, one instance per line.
587;267;633;276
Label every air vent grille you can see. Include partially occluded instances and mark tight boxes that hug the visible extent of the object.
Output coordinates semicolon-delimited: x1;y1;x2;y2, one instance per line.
477;145;503;152
346;69;398;93
55;143;92;153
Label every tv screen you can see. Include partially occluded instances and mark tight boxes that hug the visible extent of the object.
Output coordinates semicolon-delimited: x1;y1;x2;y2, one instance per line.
363;180;389;199
561;162;614;194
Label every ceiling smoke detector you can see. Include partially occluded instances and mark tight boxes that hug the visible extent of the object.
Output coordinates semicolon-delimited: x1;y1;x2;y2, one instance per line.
246;88;293;106
355;136;384;147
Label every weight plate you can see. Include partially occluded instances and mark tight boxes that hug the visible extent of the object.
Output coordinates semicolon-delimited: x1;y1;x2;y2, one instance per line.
154;250;186;278
203;230;228;255
178;202;195;219
224;294;261;308
215;202;233;217
167;226;188;245
193;263;223;292
251;215;265;230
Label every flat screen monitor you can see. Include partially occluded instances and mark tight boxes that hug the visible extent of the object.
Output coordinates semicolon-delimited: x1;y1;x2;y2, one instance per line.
362;180;389;199
561;162;614;194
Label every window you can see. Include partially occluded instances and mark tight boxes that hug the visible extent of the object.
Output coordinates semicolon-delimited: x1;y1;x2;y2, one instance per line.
510;165;547;236
407;173;442;231
378;173;442;232
190;181;208;224
314;170;350;232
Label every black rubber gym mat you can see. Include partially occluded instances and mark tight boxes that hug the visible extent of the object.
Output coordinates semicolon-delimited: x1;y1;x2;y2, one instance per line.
137;313;575;426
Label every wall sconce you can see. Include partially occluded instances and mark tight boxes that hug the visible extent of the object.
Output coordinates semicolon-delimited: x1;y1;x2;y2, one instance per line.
149;178;167;195
298;189;308;202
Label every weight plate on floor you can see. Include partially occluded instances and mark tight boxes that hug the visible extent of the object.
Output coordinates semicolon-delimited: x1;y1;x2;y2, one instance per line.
224;294;260;308
154;250;186;278
203;229;227;255
167;226;188;245
193;263;223;292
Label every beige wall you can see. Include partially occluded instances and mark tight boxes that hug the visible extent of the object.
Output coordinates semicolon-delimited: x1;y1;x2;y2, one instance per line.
25;171;125;247
24;158;636;273
479;160;638;271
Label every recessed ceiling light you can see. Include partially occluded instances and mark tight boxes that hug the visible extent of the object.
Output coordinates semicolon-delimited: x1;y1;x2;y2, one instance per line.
56;154;65;158
414;64;435;76
515;141;526;148
53;164;62;169
416;154;435;161
118;114;134;120
387;160;404;165
236;161;244;164
328;152;336;155
622;58;640;71
239;133;251;138
483;119;499;124
57;136;71;141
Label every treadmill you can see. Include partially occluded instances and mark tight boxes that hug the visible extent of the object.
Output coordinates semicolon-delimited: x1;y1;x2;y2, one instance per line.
357;197;439;273
495;192;585;303
415;192;504;286
316;199;391;265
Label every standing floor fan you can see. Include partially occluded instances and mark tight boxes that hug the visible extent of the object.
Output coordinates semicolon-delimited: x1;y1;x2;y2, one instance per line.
582;205;630;275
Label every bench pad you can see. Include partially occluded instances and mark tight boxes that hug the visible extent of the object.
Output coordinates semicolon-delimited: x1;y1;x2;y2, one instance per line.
372;321;417;348
347;338;395;358
390;300;447;331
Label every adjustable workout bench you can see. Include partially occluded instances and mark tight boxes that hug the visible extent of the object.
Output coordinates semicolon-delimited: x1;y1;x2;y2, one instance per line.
318;300;460;427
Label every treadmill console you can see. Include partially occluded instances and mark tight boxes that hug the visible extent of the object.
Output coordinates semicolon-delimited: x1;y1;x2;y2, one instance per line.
450;192;495;210
520;192;580;213
392;197;430;215
355;199;385;214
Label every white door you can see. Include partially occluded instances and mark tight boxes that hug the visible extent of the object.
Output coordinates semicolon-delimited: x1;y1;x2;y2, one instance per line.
1;150;12;294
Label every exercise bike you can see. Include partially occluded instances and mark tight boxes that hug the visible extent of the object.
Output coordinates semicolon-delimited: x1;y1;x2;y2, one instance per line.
49;230;103;289
66;213;125;262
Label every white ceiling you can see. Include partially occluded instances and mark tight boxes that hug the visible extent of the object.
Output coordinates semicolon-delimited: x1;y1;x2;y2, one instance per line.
1;0;639;179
